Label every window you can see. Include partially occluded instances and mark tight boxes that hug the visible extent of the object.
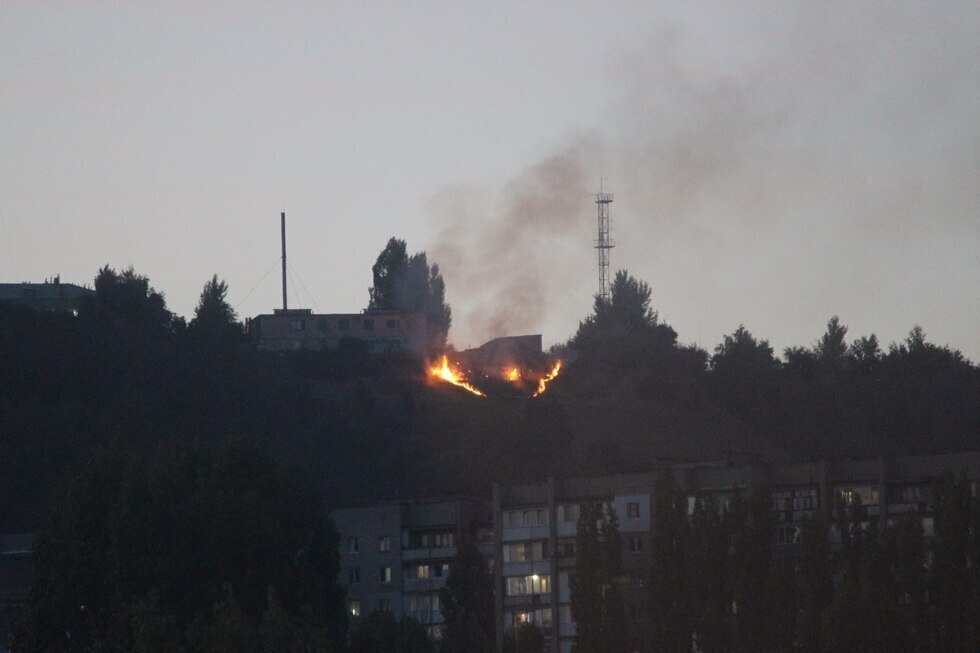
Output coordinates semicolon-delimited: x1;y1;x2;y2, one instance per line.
522;510;530;526
348;567;360;584
559;605;573;625
415;564;431;579
380;599;390;613
347;536;359;554
537;508;549;526
363;318;374;330
560;504;580;523
630;571;644;589
417;532;455;548
386;319;398;328
290;319;305;330
380;566;392;583
509;608;553;635
379;535;391;552
349;600;361;617
503;541;549;562
408;594;439;619
317;319;328;331
505;574;551;596
557;539;575;557
629;536;643;554
627;502;640;519
338;318;349;330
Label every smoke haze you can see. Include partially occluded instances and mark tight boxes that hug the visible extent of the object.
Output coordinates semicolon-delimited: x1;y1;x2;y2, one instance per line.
429;3;979;355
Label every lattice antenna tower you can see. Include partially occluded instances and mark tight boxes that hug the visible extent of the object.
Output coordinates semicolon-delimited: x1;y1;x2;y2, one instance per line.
594;181;615;303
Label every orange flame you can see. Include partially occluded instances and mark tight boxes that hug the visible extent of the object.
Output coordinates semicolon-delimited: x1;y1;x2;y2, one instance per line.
503;366;521;382
532;361;562;397
429;356;486;397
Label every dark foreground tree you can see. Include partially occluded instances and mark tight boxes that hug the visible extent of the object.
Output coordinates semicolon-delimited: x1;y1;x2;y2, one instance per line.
368;237;451;351
16;437;346;652
348;610;432;653
570;501;626;653
502;622;545;653
439;537;495;653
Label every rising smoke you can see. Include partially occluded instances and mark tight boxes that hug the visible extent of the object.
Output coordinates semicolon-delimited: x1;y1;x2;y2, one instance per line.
429;3;979;356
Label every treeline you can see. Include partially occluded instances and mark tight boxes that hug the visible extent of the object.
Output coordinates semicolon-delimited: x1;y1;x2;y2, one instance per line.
562;270;979;459
568;474;980;653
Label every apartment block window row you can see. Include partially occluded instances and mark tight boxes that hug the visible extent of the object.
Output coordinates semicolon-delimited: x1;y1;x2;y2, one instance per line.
506;574;551;596
409;532;455;548
506;608;553;636
406;562;451;580
837;485;879;506
503;508;550;528
406;594;439;619
503;540;549;562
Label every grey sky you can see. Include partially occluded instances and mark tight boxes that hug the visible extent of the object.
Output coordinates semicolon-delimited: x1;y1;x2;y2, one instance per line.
2;2;977;359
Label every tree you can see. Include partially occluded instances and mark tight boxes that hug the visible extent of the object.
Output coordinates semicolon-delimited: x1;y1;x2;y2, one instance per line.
188;275;242;344
439;537;495;653
706;325;780;431
933;476;980;651
348;610;432;653
570;502;627;653
16;437;347;652
815;316;848;367
82;265;180;338
502;622;545;653
649;471;692;653
368;237;452;351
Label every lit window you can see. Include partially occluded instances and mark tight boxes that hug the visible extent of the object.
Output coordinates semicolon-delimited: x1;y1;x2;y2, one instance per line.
349;600;361;616
505;574;551;596
380;566;392;583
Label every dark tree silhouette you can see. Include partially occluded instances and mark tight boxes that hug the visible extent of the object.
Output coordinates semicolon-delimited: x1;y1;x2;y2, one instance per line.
16;438;347;653
188;275;242;344
439;538;495;653
368;237;451;351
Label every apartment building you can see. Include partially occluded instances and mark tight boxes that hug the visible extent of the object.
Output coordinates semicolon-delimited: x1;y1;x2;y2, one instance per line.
333;497;489;641
492;451;980;653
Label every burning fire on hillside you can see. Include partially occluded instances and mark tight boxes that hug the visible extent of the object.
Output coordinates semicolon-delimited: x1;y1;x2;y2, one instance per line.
428;356;486;397
426;334;562;398
428;355;561;397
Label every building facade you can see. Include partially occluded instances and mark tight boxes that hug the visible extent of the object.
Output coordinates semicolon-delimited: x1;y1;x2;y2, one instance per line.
0;278;93;314
492;451;980;653
247;308;427;354
333;498;489;641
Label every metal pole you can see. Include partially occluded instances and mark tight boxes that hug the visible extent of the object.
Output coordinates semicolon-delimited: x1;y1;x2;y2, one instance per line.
281;212;288;311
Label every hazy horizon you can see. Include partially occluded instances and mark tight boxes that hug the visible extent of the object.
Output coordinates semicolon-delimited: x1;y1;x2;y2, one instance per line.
2;1;977;359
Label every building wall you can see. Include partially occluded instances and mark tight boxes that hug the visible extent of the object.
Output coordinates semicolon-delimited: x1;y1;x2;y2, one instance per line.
492;451;980;653
249;309;427;353
333;498;486;642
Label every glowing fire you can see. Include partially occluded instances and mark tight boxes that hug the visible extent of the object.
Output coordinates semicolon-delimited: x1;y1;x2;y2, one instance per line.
429;356;486;397
532;361;562;397
503;366;521;382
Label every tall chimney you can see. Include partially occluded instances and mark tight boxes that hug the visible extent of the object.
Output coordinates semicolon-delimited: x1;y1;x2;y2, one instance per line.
281;212;288;311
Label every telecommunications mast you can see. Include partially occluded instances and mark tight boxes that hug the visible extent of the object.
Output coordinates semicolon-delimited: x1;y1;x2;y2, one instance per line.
594;183;615;303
